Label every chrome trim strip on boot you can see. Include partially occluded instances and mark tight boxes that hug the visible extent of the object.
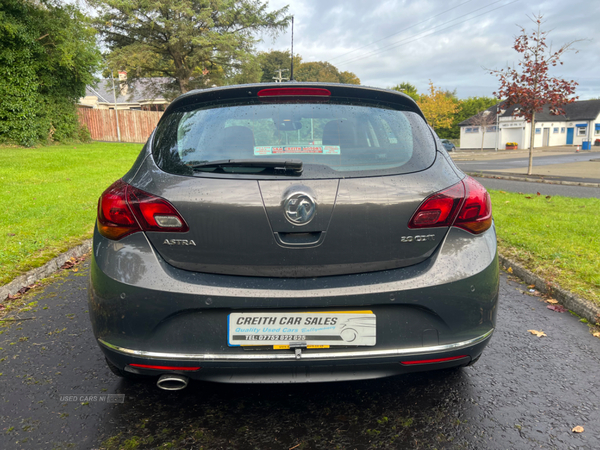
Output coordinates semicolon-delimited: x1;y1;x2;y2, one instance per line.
98;329;493;362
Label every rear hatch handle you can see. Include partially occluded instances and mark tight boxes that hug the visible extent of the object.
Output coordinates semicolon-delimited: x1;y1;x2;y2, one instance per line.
274;231;326;248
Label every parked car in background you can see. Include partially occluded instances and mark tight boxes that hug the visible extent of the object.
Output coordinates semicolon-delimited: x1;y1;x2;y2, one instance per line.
440;138;456;152
89;83;498;390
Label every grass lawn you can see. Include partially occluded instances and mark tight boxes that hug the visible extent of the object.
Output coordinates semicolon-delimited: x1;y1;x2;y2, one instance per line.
489;190;600;305
0;142;142;286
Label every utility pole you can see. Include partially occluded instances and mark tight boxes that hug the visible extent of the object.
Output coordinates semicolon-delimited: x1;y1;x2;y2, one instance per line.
290;16;294;81
273;68;289;83
110;70;121;142
495;103;499;151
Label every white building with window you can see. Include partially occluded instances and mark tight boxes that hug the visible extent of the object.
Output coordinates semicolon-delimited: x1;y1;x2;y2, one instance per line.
459;99;600;150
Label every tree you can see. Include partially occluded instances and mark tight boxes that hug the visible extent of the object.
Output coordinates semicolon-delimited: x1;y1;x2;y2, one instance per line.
90;0;291;95
339;70;361;85
417;81;459;132
390;82;419;102
490;14;579;175
469;110;497;151
228;54;263;85
257;49;301;83
0;0;101;146
294;61;360;84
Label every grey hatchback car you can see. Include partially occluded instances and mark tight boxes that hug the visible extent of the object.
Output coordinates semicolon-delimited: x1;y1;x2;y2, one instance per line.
89;83;498;389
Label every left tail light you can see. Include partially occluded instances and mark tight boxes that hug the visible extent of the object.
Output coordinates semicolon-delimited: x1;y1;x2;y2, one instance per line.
97;179;189;240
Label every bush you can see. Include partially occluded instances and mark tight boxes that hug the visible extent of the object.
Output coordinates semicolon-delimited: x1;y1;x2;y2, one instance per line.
78;124;92;143
0;0;101;146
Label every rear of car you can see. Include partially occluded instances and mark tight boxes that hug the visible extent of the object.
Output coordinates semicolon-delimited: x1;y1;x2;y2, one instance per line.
89;83;498;385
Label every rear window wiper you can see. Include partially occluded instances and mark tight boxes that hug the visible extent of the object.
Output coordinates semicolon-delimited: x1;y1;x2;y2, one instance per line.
190;159;303;174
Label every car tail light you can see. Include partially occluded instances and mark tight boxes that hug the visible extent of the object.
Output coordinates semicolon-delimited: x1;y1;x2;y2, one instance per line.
97;180;140;240
454;177;493;234
257;87;331;97
97;180;189;240
408;182;464;229
400;355;468;365
408;177;492;234
129;364;200;371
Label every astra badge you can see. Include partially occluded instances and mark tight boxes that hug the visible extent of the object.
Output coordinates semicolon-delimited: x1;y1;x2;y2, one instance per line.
163;239;196;246
284;192;316;225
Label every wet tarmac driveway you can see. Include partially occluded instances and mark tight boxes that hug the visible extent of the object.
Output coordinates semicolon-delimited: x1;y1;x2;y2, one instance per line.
1;259;599;449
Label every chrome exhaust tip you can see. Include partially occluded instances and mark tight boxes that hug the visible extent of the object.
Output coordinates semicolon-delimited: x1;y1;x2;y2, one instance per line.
157;374;189;391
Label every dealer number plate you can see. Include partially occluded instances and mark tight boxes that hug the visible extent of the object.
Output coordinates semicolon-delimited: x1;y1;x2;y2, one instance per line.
228;311;376;347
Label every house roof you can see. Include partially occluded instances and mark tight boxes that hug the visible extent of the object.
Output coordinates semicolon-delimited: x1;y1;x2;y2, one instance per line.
85;77;173;104
459;99;600;126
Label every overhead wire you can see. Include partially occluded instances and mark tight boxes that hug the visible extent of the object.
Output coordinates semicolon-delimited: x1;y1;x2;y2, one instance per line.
334;0;520;67
328;0;473;62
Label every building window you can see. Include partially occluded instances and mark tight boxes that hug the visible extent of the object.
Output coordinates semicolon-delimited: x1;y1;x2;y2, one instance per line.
553;127;559;133
577;127;587;137
595;126;600;135
535;128;541;134
486;126;497;132
561;127;565;133
465;127;479;133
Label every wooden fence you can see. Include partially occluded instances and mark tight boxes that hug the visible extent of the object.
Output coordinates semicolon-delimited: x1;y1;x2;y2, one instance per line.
77;108;163;143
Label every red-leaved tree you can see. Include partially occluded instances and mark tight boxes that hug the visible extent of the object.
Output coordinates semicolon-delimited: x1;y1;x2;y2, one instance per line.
490;14;579;175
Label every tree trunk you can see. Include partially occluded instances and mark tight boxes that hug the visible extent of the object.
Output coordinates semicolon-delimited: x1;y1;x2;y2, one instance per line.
481;130;485;151
178;77;189;94
528;111;536;175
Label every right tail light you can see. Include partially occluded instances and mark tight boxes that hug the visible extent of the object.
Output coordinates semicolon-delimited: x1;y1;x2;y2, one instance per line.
408;177;492;234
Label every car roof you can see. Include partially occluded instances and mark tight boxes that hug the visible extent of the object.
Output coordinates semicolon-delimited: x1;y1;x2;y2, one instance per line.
165;82;425;120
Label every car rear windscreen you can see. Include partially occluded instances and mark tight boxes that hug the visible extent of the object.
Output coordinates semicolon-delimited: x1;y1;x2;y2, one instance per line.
152;100;436;178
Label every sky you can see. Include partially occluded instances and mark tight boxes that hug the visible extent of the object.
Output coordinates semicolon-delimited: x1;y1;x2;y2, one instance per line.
254;0;600;100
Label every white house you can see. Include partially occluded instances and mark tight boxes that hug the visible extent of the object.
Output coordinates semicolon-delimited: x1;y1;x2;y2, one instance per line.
459;99;600;150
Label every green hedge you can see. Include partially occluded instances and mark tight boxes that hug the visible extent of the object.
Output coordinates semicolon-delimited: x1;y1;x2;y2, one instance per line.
0;0;100;146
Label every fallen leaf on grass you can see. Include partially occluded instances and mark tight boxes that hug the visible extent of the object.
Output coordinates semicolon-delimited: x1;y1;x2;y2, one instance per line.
525;196;532;199
537;192;541;196
546;299;558;304
547;304;567;313
499;190;507;194
546;195;551;199
592;332;600;338
507;267;513;274
527;330;547;337
528;284;536;289
572;426;584;433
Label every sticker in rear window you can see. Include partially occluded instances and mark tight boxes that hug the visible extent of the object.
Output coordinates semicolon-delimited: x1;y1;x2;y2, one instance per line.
254;145;341;155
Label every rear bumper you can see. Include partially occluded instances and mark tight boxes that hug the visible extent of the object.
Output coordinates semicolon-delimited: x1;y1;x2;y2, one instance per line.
98;330;492;383
89;223;499;383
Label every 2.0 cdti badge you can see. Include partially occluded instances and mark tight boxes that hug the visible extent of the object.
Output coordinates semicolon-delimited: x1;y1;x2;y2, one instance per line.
89;83;498;390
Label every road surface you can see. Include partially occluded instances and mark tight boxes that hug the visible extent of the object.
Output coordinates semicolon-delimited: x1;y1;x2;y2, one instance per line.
1;261;599;449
